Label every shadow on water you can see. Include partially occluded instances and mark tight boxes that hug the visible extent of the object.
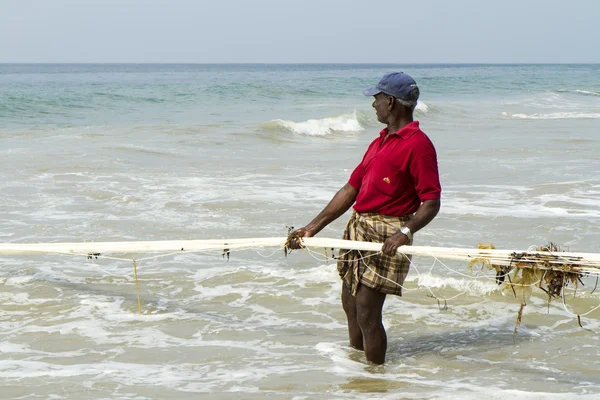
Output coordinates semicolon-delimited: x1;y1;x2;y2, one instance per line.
388;327;526;360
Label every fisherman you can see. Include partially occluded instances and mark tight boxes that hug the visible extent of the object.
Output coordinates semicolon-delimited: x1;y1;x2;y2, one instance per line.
289;72;441;364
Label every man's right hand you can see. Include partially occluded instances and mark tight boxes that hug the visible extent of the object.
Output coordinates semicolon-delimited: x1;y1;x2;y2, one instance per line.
287;227;314;249
286;183;357;250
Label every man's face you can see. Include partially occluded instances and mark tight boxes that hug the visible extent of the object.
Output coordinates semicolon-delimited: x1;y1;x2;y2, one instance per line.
372;93;392;124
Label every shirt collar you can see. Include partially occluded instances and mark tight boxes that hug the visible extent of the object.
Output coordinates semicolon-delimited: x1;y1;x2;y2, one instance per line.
379;121;420;140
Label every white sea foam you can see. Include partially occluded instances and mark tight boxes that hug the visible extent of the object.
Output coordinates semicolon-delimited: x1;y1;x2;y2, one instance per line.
443;198;600;219
263;111;364;136
558;89;600;97
574;89;600;96
507;112;600;119
250;262;338;287
415;100;429;113
410;272;500;297
441;184;600;219
438;390;600;400
502;93;578;109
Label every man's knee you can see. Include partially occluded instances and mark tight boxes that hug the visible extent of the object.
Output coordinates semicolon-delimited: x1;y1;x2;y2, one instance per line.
355;298;385;330
355;306;380;329
355;286;385;328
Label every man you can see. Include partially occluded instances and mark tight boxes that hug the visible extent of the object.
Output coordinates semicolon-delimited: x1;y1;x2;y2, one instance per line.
289;72;441;364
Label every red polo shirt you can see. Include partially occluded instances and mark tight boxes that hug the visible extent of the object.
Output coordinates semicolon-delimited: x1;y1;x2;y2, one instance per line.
348;121;441;216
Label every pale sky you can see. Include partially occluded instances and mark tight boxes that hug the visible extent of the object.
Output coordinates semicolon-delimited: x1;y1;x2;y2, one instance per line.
0;0;598;63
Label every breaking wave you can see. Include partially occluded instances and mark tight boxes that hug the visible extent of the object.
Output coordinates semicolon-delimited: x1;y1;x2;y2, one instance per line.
502;112;600;120
259;102;431;137
259;111;365;136
558;89;600;97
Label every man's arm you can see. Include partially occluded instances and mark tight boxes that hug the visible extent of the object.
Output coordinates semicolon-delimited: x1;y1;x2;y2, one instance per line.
288;183;358;248
381;198;440;255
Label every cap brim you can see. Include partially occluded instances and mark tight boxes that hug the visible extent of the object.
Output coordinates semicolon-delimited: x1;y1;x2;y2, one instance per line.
363;87;380;96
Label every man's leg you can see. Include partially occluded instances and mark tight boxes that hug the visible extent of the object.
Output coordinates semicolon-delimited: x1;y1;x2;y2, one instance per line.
341;282;363;350
355;285;387;364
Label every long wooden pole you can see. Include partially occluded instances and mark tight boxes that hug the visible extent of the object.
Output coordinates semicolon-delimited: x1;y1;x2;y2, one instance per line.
1;237;599;274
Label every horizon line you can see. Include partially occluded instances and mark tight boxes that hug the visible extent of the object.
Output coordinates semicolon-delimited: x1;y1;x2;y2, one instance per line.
1;62;599;66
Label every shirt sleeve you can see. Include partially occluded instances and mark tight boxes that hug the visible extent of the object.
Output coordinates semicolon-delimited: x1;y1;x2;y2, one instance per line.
410;152;442;201
348;161;364;190
348;140;379;190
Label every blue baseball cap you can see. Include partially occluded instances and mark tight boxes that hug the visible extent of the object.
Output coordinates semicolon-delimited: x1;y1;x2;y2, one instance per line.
363;72;419;101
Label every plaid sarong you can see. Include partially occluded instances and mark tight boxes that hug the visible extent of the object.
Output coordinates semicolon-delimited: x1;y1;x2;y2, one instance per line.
337;210;412;297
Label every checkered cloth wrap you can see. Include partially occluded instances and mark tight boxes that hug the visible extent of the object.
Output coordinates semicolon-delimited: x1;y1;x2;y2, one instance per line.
337;210;412;297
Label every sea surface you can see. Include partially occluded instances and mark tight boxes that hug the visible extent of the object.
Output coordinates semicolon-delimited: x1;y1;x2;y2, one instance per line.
1;64;600;399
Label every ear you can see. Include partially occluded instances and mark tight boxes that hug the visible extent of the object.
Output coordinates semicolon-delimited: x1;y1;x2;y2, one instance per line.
387;96;395;110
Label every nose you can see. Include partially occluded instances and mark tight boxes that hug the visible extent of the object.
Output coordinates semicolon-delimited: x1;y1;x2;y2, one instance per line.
372;100;376;108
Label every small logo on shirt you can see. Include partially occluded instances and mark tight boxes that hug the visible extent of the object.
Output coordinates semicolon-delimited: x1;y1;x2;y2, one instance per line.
383;177;390;184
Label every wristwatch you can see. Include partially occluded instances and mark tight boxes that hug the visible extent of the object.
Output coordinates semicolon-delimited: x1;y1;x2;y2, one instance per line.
400;226;412;241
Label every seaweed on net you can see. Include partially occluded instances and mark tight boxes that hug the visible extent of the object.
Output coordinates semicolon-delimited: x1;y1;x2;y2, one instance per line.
469;242;586;333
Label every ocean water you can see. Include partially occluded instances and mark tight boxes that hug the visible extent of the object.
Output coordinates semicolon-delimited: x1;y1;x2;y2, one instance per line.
1;63;600;399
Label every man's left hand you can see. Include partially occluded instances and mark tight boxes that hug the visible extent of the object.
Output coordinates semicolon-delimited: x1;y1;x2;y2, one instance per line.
381;231;409;256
